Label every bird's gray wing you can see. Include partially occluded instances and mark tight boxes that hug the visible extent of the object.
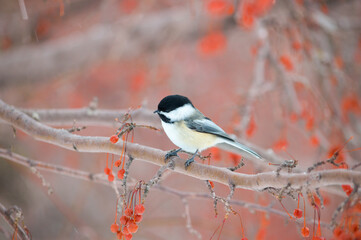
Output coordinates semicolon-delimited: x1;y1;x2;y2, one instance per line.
186;118;262;159
185;118;235;141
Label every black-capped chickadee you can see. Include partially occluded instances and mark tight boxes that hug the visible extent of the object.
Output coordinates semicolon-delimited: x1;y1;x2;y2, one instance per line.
154;95;262;169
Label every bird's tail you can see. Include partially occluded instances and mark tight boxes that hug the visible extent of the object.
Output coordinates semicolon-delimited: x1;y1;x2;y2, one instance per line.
216;140;262;159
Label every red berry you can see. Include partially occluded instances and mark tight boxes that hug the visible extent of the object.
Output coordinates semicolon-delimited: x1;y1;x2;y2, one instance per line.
118;169;126;179
342;185;353;196
241;238;248;240
339;232;352;240
125;233;133;240
351;223;359;232
122;226;130;235
128;222;139;233
293;208;303;218
310;135;320;147
301;226;310;237
120;215;129;225
108;173;114;182
279;55;293;71
115;160;121;167
124;208;133;217
116;231;123;240
134;214;143;223
333;226;343;237
104;167;111;175
209;181;215;189
110;223;119;233
355;230;361;238
110;135;119;143
134;204;145;215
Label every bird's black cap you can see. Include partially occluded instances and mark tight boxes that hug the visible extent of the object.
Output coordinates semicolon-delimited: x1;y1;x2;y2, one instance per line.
156;95;193;113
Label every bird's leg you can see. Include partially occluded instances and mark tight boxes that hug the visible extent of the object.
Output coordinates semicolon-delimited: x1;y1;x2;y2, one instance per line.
165;148;182;162
185;150;198;169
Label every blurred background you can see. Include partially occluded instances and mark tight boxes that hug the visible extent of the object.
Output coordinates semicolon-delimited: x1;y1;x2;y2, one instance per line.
0;0;361;239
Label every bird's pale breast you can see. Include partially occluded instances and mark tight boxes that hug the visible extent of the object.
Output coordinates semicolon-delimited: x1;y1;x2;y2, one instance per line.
161;121;220;153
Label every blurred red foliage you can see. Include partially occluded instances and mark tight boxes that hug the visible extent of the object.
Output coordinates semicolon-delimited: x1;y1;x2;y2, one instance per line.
206;0;234;16
246;115;257;138
198;31;227;55
240;0;275;28
272;138;288;152
279;55;294;71
341;95;361;121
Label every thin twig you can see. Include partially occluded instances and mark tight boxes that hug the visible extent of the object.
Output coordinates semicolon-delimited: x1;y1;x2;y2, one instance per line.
205;180;218;217
330;183;360;228
17;0;28;20
144;160;175;198
181;198;202;239
0;203;31;240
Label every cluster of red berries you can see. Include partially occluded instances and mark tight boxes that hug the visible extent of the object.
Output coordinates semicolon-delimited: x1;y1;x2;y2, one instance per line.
105;134;130;182
110;181;145;240
111;204;145;240
292;193;327;239
104;152;126;182
334;224;361;239
332;201;361;239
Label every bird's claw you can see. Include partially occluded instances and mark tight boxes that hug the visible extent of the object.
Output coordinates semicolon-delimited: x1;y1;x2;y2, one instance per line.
165;148;181;162
184;157;195;169
184;150;198;170
165;149;198;169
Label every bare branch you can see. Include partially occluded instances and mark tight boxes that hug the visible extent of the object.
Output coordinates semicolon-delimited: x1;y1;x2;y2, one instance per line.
0;99;360;192
19;106;294;168
156;185;330;228
0;148;331;228
0;148;110;186
21;107;158;127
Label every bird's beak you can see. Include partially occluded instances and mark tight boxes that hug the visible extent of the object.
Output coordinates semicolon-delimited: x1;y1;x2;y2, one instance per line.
154;110;159;114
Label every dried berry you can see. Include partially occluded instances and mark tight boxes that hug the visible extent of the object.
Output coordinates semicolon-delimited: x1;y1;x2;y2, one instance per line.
110;223;119;233
124;208;133;217
122;226;130;235
116;231;123;240
134;204;145;215
301;226;309;237
108;173;114;182
120;216;129;225
342;185;353;196
128;222;139;233
293;208;303;218
115;160;121;167
134;214;143;223
104;167;111;175
125;233;133;240
118;169;126;179
110;135;119;143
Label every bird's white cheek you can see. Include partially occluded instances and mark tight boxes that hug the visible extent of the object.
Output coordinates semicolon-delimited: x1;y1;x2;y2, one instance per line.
161;104;195;122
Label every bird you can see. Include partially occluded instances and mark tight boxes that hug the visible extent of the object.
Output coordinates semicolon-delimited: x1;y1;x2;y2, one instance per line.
154;95;262;169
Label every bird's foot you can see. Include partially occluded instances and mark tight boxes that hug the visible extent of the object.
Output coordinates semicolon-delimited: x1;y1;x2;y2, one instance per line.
165;148;182;162
184;150;198;170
